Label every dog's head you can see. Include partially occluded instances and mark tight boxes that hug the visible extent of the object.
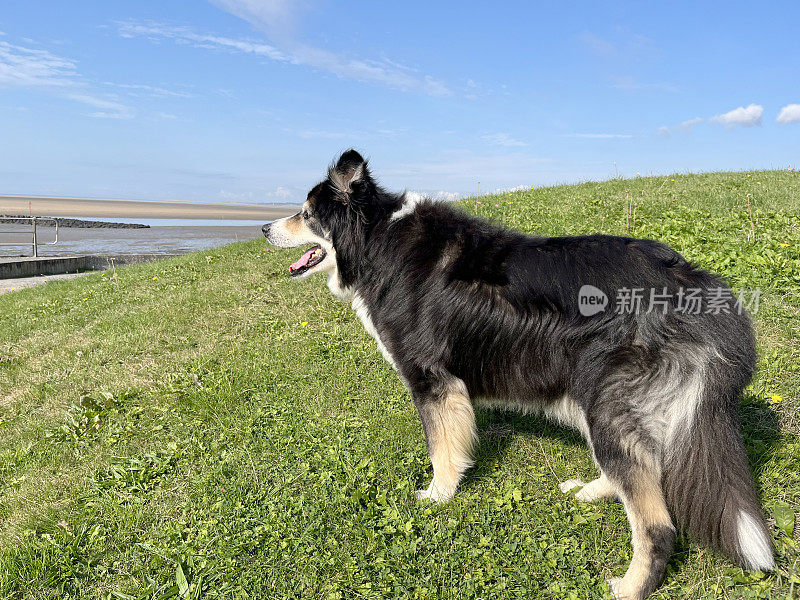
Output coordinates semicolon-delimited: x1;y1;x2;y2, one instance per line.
263;149;399;286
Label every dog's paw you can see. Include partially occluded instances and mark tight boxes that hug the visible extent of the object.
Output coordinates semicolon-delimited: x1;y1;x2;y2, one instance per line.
414;490;433;502
576;483;613;502
414;489;434;502
607;577;639;600
607;578;623;599
414;485;452;503
558;478;585;493
575;487;599;502
574;476;617;503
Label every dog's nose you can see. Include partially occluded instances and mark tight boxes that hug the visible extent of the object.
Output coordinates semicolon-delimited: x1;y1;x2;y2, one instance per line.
262;223;271;237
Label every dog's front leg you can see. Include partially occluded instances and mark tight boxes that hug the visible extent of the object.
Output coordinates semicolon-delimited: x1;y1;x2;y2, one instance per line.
412;376;477;503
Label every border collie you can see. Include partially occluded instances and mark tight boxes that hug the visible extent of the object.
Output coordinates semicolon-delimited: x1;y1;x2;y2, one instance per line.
263;150;773;600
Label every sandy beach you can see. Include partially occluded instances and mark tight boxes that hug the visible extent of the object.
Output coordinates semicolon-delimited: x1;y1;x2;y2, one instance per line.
0;195;298;221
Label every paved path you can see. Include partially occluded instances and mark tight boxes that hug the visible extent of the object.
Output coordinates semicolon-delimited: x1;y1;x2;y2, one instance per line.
0;272;89;294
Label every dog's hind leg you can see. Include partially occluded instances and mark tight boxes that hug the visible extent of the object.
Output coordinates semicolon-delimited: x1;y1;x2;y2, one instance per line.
588;417;676;599
412;376;477;503
605;467;675;600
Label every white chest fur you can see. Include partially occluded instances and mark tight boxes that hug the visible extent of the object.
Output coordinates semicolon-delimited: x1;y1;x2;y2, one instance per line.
351;292;398;370
327;269;353;301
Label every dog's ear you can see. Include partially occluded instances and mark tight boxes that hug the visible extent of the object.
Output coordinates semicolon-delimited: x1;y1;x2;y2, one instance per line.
329;149;369;204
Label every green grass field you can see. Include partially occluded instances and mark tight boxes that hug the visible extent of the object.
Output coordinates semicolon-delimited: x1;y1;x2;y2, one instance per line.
0;170;798;599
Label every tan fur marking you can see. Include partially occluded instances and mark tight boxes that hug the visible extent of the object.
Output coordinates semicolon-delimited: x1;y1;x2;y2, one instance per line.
636;480;671;526
284;213;305;235
417;379;478;502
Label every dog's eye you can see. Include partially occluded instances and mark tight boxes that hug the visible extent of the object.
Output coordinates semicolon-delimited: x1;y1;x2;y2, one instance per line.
302;210;310;220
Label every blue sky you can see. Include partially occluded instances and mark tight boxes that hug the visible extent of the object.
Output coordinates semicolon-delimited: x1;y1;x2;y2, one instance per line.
1;0;798;204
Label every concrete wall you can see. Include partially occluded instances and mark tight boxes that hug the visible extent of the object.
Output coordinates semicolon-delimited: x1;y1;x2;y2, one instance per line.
0;254;178;279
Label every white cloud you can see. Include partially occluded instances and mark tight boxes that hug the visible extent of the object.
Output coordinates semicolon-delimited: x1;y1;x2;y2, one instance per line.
612;76;678;93
0;39;133;118
483;133;526;147
296;129;349;140
294;127;402;141
267;186;294;200
221;185;297;203
676;117;702;131
118;20;450;96
210;0;298;32
578;32;617;56
710;104;763;129
565;133;635;139
405;190;461;203
217;189;257;201
380;152;557;197
495;184;533;193
658;116;703;137
0;40;76;87
777;104;800;125
578;30;659;60
430;190;461;201
118;22;289;60
105;82;193;98
63;93;134;119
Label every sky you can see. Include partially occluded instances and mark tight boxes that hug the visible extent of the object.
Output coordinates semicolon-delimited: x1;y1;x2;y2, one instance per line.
1;0;798;204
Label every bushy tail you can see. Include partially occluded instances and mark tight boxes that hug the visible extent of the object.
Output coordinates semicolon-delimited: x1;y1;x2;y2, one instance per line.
662;382;774;571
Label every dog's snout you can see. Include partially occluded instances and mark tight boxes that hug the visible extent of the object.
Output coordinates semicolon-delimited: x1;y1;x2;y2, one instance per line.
262;223;271;237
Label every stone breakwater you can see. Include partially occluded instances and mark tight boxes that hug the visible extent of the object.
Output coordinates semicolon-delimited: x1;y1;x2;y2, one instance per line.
0;215;149;229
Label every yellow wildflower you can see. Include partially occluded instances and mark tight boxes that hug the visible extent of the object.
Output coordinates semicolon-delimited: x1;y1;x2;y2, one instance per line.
770;395;783;404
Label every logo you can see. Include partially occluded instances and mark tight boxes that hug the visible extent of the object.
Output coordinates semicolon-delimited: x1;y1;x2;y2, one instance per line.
578;285;608;316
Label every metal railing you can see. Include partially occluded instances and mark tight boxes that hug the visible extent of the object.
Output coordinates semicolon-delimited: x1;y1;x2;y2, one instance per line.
0;217;59;257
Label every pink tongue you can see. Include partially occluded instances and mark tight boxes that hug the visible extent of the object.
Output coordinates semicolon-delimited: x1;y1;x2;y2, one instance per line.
290;248;315;271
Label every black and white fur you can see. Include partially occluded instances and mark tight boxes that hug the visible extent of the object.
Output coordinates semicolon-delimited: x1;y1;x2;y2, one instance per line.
263;150;774;600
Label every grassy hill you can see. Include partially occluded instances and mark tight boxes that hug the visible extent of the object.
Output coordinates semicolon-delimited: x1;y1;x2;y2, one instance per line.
0;170;798;599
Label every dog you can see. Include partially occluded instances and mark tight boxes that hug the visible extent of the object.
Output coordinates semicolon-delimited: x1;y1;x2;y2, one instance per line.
263;150;774;599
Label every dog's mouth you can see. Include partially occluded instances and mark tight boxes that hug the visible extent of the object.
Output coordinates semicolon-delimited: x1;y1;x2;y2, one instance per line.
289;244;327;277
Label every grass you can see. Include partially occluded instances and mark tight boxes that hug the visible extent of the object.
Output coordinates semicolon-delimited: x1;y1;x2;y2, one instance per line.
0;169;798;599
